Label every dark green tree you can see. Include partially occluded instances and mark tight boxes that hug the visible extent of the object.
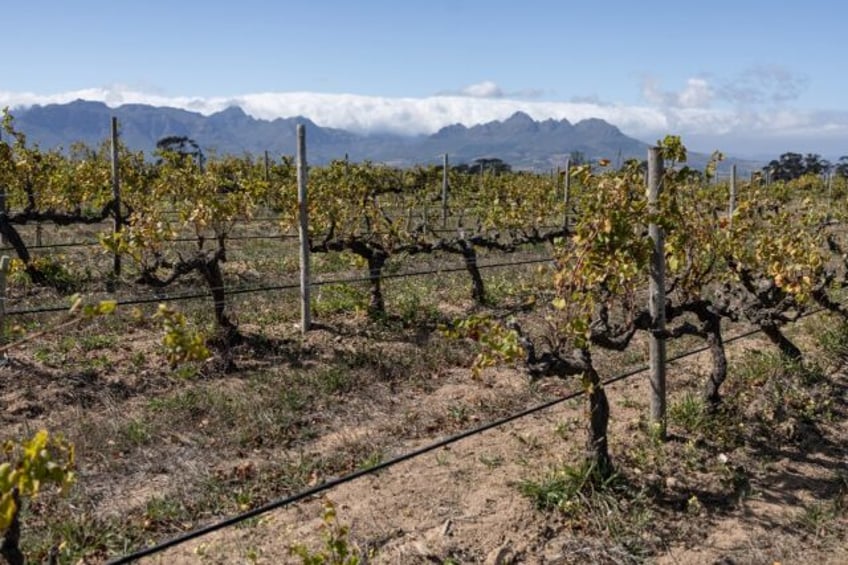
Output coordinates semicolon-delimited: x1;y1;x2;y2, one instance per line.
834;156;848;178
763;152;830;181
453;158;512;175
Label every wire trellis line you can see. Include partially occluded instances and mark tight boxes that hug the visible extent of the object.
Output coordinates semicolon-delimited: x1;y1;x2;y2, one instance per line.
4;255;553;316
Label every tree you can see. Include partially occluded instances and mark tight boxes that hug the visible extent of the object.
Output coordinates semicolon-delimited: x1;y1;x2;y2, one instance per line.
155;135;204;169
763;152;829;181
835;156;848;178
453;158;512;175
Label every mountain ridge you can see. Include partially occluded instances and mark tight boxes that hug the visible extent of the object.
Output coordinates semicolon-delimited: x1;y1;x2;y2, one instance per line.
6;100;750;171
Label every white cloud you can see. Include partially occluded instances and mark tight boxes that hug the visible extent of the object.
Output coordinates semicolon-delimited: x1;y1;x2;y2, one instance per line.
1;83;846;156
678;78;713;109
718;66;809;105
459;81;504;98
0;85;669;137
641;76;713;109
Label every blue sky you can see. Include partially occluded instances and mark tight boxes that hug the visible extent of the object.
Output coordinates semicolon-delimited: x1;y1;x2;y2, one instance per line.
4;0;848;158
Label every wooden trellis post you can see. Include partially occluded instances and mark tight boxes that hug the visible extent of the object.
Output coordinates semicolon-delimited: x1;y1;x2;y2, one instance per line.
647;146;666;439
728;164;737;227
0;255;9;358
110;116;122;280
442;153;449;228
297;124;311;334
563;158;571;228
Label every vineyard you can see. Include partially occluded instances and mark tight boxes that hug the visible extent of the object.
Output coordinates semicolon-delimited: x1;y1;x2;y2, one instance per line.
1;112;848;564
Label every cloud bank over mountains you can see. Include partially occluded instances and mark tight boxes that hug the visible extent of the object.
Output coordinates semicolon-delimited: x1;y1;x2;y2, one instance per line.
1;73;845;157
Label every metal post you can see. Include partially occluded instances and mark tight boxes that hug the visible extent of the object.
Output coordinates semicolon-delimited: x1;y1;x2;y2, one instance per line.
647;146;666;439
297;125;311;334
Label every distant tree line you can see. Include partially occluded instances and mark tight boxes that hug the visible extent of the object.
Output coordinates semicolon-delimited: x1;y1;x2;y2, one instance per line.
763;152;848;181
452;158;513;175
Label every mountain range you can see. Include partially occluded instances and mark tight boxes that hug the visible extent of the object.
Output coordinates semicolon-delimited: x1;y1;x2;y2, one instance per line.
6;100;749;172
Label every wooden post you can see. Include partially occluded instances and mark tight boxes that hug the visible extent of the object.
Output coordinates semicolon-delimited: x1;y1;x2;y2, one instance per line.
0;255;8;357
728;164;737;228
0;129;4;246
442;153;449;228
647;147;666;439
297;124;311;334
264;150;270;182
827;172;833;222
110;116;122;280
563;158;571;228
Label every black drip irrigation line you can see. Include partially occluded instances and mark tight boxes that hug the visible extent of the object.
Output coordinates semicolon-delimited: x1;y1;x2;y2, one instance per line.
5;255;553;316
106;302;834;564
106;382;589;563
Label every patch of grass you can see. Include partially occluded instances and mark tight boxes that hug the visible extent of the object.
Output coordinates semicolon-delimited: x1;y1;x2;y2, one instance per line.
311;366;356;395
519;460;653;559
312;282;369;316
815;315;848;367
728;349;835;432
390;285;441;327
794;472;848;539
117;417;154;447
32;345;64;366
479;454;504;469
358;451;384;471
447;403;470;424
143;496;185;530
554;418;580;440
669;391;707;434
78;333;117;351
24;506;143;565
147;381;312;449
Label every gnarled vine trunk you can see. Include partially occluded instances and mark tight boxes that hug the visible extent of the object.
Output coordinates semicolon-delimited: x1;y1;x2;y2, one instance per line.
366;251;387;318
700;309;728;411
458;238;486;304
581;353;613;479
1;488;24;565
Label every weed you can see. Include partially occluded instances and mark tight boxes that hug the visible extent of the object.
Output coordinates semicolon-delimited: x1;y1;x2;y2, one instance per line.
388;282;441;327
519;460;652;559
289;499;363;564
118;418;153;447
313;366;355;395
794;471;847;538
520;460;618;512
78;333;116;351
144;496;185;529
814;314;848;367
447;404;470;424
479;454;504;469
554;418;579;440
669;392;707;434
312;283;368;316
358;451;383;471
